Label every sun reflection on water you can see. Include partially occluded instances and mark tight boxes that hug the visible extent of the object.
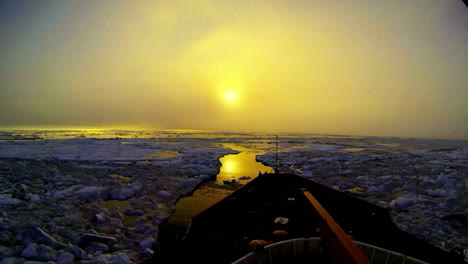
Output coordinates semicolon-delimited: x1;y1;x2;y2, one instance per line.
216;143;272;183
166;143;273;226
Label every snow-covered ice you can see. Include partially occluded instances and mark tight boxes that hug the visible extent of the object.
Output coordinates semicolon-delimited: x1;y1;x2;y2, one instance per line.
0;130;240;263
0;130;467;263
257;136;468;252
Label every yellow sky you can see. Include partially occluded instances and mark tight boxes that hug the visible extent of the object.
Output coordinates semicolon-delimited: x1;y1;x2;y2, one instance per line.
1;0;467;139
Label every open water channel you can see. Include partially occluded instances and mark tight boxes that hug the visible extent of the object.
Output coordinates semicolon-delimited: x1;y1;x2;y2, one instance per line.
159;143;273;240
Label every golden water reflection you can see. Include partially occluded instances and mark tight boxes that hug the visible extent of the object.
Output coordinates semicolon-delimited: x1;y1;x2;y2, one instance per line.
216;143;273;183
342;147;365;152
143;151;179;159
167;143;273;226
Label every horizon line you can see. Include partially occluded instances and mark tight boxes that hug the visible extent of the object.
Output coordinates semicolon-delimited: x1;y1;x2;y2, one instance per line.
0;125;466;142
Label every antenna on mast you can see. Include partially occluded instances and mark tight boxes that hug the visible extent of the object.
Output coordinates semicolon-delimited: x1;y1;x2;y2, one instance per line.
274;135;280;173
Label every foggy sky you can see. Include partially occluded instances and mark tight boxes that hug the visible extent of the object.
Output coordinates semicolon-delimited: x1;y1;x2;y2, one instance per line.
1;0;467;140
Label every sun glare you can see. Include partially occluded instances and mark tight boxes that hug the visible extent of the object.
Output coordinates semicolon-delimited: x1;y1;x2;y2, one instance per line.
225;91;236;102
218;81;242;107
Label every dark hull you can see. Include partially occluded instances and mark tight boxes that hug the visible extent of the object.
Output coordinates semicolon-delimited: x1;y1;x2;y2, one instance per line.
153;173;462;264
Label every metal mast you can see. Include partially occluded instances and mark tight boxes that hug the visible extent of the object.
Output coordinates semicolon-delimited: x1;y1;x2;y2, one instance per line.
274;135;280;173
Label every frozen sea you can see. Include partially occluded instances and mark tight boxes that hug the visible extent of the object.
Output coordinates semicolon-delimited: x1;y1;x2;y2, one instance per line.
0;129;466;263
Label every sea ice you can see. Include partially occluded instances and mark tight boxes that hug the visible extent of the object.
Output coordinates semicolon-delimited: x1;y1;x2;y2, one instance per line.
257;135;468;251
0;130;466;262
0;194;22;206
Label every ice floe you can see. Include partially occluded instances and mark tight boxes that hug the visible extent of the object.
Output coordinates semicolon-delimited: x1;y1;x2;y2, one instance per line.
0;132;240;263
257;136;468;252
0;130;466;263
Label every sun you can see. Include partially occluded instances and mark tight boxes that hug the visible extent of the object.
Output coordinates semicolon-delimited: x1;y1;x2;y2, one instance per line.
218;81;242;107
224;91;236;102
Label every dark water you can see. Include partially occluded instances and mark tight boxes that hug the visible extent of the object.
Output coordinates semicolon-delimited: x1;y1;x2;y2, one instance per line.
162;143;273;235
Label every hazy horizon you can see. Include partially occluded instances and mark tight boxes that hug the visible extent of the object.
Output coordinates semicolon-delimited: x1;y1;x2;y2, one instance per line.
1;126;467;141
1;1;467;140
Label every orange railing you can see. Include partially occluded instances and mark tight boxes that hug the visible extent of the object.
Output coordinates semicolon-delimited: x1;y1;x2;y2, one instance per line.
302;189;371;264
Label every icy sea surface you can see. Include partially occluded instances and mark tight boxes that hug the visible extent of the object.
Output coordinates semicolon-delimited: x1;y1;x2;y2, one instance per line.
0;130;467;263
